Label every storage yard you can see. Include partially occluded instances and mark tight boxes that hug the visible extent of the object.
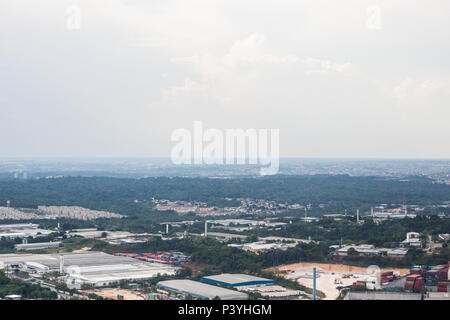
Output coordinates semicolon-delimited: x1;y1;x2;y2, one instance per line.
270;262;410;300
15;241;62;251
66;262;177;289
0;206;123;220
246;285;304;298
404;264;449;293
157;279;248;300
345;291;422;300
85;288;145;300
200;273;306;299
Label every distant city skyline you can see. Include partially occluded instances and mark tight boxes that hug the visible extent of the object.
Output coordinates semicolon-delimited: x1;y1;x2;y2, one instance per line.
1;1;450;158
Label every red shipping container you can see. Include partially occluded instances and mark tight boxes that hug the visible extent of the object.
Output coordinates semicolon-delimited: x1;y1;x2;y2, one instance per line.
406;275;421;281
404;283;414;290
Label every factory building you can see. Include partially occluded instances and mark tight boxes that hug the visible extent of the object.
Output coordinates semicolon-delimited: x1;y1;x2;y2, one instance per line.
336;244;408;258
157;279;248;300
15;241;62;251
201;273;274;289
0;251;178;288
402;232;422;247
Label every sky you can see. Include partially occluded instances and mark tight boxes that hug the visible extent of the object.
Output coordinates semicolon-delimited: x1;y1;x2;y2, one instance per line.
0;0;449;158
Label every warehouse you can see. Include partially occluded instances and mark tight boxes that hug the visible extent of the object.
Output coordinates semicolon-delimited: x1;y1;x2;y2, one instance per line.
15;241;62;251
345;291;422;300
157;279;248;300
201;273;274;288
205;232;247;241
0;251;136;271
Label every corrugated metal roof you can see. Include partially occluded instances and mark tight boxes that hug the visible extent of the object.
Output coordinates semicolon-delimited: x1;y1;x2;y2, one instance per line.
157;279;248;300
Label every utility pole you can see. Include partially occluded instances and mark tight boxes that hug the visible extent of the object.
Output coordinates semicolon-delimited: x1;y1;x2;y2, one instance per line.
313;267;317;300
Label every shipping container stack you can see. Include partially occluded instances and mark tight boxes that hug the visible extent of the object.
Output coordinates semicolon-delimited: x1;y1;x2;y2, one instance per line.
380;271;394;284
404;274;425;292
426;264;449;288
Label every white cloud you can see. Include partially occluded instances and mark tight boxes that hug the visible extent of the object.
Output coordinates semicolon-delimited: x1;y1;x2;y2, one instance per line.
166;34;354;105
394;77;450;106
0;0;450;158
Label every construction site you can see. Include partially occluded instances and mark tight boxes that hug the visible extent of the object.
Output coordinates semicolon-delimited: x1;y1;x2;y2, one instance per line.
271;261;450;300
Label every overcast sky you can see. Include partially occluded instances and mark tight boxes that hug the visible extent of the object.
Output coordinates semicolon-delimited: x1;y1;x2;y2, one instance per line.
1;0;449;158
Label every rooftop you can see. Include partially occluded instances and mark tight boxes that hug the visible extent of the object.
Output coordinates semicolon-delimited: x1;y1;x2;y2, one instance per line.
157;279;248;300
201;273;274;287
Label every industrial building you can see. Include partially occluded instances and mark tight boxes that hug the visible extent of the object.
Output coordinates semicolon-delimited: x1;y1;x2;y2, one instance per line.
65;262;177;289
157;279;248;300
345;291;422;300
209;219;288;232
15;241;62;251
336;244;408;257
0;251;178;289
205;232;247;241
0;223;54;239
201;273;274;288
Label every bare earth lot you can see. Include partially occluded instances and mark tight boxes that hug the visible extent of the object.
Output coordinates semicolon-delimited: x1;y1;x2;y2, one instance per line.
87;288;145;300
268;262;410;300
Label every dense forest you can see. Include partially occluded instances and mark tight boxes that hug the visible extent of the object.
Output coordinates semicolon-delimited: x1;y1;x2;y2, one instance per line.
0;175;449;217
0;271;57;299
